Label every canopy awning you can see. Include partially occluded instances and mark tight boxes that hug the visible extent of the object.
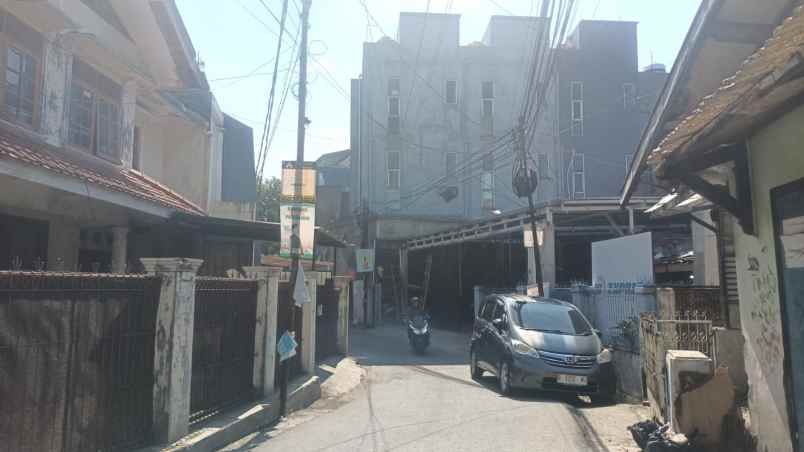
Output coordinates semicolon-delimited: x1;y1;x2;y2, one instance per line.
170;212;351;248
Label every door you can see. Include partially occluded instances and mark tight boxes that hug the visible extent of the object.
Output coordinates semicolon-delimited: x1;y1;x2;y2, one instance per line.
772;178;804;452
487;300;508;371
474;298;495;369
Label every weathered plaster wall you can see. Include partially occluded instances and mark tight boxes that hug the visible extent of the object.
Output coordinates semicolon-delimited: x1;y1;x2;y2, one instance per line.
209;201;254;221
734;103;804;452
161;119;210;211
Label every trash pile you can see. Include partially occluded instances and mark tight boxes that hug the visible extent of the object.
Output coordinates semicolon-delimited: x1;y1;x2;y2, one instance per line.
628;420;701;451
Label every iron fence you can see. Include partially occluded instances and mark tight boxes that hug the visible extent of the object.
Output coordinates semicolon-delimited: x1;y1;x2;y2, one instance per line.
672;286;722;323
0;271;161;452
190;277;259;424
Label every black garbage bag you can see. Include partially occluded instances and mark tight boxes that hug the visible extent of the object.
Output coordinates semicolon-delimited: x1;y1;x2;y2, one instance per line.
644;424;695;452
628;420;660;448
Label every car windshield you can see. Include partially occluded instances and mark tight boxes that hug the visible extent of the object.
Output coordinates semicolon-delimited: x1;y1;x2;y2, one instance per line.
510;301;593;335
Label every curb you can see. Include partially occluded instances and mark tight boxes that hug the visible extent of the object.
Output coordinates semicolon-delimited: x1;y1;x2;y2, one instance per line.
140;375;321;452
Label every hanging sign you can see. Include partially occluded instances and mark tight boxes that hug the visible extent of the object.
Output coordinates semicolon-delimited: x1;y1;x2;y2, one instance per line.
356;248;375;273
280;203;316;260
523;224;544;248
280;160;317;260
281;161;317;203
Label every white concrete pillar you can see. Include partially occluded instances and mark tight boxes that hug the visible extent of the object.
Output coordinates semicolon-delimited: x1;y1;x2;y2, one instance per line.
111;226;129;274
41;33;75;146
334;277;351;355
243;266;281;397
540;221;556;288
141;257;203;445
120;81;138;168
301;273;318;374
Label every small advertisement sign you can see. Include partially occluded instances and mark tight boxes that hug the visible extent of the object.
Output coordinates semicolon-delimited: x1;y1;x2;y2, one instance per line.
281;161;317;203
356;248;375;273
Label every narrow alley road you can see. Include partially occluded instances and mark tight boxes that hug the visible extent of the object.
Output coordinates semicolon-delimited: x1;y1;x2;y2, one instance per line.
222;325;646;452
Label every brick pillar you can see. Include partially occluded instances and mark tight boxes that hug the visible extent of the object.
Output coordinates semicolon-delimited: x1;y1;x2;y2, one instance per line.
141;257;203;444
301;272;318;374
243;266;281;397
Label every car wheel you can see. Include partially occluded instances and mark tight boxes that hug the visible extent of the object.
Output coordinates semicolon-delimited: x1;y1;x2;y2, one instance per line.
470;350;483;380
499;361;512;396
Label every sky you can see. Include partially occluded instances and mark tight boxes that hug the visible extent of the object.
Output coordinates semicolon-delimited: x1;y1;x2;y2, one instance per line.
176;0;702;180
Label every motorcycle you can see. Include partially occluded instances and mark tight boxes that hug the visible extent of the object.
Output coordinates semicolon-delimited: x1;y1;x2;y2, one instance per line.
407;314;431;353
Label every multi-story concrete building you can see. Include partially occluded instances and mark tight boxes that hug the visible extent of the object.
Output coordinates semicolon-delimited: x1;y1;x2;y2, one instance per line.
557;20;667;200
349;14;667;244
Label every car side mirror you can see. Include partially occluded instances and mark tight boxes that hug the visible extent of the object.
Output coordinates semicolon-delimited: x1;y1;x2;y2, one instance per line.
492;318;507;331
593;328;601;337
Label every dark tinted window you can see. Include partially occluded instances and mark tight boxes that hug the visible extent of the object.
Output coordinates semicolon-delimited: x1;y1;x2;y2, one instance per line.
511;302;592;335
480;300;496;320
491;302;504;321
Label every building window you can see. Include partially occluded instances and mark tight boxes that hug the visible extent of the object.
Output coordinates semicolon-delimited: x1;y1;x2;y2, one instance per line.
388;77;400;135
445;80;457;104
571;153;585;199
481;81;494;117
388;77;400;95
538;153;549;181
386;150;400;189
68;59;122;160
481;172;494;210
570;81;583;137
445;151;457;177
623;83;636;110
132;126;141;170
388;96;400;117
0;14;43;128
5;47;37;125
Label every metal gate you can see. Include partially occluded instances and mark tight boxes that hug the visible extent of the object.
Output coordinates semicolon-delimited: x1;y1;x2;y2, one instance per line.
316;280;339;360
190;277;258;423
0;272;161;452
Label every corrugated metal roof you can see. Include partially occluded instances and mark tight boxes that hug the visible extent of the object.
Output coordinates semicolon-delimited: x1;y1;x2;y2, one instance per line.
649;5;804;171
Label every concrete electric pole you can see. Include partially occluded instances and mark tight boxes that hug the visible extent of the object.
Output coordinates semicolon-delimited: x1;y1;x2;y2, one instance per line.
279;0;310;418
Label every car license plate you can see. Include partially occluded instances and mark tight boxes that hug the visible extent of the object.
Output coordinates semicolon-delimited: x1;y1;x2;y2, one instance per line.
557;374;587;386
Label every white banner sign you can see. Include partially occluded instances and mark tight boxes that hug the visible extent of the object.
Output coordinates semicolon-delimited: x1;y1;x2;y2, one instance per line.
280;203;315;260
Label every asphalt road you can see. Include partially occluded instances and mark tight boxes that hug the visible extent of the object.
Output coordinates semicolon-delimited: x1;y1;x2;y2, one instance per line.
222;325;646;452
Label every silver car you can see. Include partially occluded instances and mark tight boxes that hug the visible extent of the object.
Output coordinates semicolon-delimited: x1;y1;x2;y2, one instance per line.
470;294;616;402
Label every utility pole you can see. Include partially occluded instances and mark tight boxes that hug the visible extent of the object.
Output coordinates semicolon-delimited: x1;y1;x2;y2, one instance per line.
514;117;544;296
279;0;310;418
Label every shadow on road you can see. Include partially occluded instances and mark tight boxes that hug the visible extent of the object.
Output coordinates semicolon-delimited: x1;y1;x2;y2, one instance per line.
349;324;470;367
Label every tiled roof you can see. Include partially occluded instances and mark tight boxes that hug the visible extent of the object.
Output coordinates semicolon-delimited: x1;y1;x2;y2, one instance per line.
649;5;804;169
0;129;206;216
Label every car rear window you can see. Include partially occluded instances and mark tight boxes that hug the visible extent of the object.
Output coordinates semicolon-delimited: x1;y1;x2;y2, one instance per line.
510;301;592;335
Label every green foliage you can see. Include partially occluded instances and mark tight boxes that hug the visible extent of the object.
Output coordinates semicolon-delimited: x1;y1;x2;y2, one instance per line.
257;177;281;256
257;177;281;222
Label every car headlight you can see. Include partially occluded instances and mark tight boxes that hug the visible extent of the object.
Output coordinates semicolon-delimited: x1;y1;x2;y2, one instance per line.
512;339;540;358
597;348;612;364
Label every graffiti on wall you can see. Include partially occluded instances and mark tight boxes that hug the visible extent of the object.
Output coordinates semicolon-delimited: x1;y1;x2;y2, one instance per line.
747;250;782;371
